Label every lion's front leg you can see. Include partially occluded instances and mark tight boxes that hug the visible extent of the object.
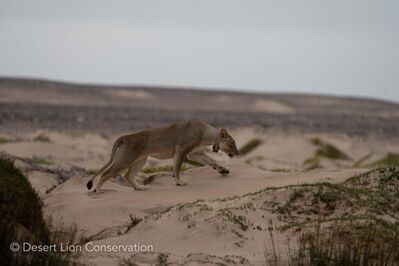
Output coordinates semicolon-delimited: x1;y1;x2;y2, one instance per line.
173;152;187;186
187;151;230;175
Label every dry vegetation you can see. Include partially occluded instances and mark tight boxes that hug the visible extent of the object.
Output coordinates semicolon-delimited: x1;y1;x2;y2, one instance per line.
290;221;398;266
118;166;399;266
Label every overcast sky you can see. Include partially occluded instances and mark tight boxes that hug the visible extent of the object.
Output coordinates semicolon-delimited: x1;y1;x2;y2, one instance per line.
0;0;398;102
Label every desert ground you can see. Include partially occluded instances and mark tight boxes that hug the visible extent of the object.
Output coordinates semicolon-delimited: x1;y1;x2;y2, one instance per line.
1;77;399;265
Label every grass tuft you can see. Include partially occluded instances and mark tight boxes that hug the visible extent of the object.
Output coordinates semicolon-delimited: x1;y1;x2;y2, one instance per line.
303;156;322;171
238;138;262;156
303;138;350;170
141;164;189;174
0;137;11;144
311;137;350;160
368;153;399;167
353;153;373;168
291;221;399;266
85;169;98;175
32;156;54;165
184;158;204;167
34;134;51;142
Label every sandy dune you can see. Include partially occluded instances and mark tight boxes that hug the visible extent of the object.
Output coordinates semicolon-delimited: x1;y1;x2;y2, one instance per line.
44;162;361;233
42;160;363;265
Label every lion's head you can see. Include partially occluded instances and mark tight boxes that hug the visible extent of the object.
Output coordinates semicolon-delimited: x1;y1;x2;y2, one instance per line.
212;128;239;157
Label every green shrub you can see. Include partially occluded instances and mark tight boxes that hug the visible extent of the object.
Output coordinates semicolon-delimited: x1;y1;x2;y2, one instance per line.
0;158;81;265
0;158;49;243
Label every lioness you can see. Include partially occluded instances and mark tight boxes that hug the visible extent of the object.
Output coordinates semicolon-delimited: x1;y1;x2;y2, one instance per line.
87;118;239;192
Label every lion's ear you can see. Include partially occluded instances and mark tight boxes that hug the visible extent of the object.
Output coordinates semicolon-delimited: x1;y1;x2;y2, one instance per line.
220;128;228;138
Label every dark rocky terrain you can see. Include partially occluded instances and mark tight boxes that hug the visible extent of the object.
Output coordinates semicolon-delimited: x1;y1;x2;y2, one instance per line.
1;77;398;136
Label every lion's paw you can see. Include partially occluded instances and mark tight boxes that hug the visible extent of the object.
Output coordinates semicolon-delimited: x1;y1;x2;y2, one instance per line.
133;182;149;191
219;168;230;175
175;179;187;186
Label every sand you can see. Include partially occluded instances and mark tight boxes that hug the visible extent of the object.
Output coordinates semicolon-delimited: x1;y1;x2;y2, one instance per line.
2;128;391;265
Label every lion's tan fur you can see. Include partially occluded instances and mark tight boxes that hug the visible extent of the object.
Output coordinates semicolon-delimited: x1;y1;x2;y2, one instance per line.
87;118;238;192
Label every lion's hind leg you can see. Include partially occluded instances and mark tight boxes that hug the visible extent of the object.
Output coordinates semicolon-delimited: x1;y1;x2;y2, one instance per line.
94;164;124;193
124;157;148;191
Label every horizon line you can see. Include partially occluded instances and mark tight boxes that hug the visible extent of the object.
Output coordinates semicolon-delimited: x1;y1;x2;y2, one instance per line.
1;74;397;105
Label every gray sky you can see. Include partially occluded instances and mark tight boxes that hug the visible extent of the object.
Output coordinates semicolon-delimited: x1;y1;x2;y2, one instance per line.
1;0;398;102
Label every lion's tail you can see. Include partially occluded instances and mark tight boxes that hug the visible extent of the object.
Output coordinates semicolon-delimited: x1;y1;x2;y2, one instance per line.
86;137;123;190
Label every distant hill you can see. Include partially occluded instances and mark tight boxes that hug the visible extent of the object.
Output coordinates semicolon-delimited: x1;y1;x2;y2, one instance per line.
1;76;398;114
0;77;399;135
